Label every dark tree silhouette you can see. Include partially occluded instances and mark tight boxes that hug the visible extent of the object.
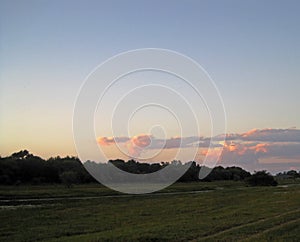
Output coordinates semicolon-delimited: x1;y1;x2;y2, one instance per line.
246;171;278;186
0;150;282;186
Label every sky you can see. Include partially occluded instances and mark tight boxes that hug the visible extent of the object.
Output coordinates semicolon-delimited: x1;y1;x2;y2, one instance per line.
0;0;300;173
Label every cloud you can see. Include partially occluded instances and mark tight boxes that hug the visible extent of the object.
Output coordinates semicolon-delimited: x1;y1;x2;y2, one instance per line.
97;136;130;146
203;141;269;166
97;135;217;149
125;134;152;157
203;140;300;171
213;128;300;142
163;136;201;149
241;128;300;142
97;134;202;157
97;128;300;168
131;134;152;148
264;142;300;159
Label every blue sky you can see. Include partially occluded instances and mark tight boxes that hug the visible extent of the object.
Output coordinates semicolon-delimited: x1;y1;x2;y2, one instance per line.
0;0;300;172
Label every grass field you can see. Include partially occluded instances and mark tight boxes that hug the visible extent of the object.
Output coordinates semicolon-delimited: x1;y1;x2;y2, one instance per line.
0;181;300;241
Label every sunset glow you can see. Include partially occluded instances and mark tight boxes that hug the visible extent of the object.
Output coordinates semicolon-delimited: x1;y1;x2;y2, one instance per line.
0;1;299;175
95;128;300;172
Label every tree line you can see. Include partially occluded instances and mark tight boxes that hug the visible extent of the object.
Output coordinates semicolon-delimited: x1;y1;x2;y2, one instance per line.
1;150;297;186
0;150;95;185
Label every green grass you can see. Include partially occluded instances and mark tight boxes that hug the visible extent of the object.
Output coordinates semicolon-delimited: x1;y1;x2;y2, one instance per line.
0;181;300;241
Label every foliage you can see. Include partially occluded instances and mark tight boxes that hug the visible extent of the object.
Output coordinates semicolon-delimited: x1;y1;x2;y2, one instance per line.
0;150;95;185
246;171;278;186
203;166;251;182
0;150;291;186
59;171;78;188
276;170;300;180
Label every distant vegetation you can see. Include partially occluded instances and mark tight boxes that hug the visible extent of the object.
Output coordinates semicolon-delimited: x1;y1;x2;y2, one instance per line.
0;150;299;186
0;150;95;185
245;171;278;186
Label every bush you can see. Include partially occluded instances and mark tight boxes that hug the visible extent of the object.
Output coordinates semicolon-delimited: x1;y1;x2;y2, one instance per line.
59;171;78;188
246;171;278;186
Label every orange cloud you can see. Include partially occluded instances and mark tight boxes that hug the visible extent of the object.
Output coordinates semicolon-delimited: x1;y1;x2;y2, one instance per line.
242;128;259;137
97;137;116;146
252;143;269;153
97;128;300;166
198;141;270;167
125;134;152;157
131;134;152;148
222;141;247;155
97;134;201;158
97;136;130;146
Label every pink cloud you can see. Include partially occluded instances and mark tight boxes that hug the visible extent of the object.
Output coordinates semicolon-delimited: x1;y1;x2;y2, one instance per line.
97;136;129;146
97;128;300;166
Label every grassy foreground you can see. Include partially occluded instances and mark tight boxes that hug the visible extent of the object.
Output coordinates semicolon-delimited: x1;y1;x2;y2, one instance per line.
0;181;300;241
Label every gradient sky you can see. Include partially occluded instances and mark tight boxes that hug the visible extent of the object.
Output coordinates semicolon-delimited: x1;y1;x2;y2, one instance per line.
1;0;300;172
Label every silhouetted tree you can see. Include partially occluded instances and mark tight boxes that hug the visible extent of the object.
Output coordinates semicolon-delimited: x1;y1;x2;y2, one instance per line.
60;171;78;188
246;171;277;186
0;150;277;186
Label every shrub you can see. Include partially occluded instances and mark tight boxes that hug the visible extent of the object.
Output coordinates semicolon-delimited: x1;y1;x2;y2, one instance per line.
246;171;278;186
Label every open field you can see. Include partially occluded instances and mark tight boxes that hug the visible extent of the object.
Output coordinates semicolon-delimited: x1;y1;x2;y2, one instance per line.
1;181;300;241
